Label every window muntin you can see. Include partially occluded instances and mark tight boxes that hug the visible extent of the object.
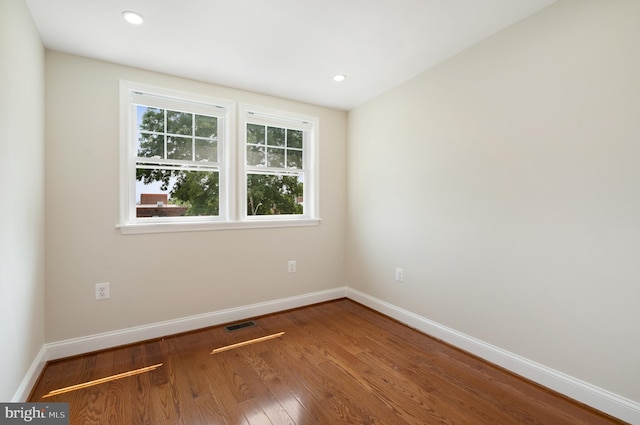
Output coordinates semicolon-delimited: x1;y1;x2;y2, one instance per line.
134;104;223;218
242;109;314;219
245;124;304;169
121;84;230;226
120;82;319;233
134;104;222;217
136;107;219;162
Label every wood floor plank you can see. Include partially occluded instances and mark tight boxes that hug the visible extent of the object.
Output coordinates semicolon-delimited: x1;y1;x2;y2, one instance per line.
29;299;626;425
205;353;252;425
306;313;477;424
256;349;338;424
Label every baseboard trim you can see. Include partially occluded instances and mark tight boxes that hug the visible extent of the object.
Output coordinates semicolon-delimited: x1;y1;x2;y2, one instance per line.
12;345;47;402
45;287;347;361
29;286;639;423
346;287;640;424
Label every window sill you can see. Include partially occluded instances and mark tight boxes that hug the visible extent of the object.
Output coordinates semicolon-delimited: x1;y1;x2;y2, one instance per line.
116;218;321;235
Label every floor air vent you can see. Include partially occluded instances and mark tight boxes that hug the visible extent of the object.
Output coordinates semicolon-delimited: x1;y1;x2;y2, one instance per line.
225;321;256;332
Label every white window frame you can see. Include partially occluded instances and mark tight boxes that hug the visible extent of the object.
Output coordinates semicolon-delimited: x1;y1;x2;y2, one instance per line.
118;81;320;234
239;104;319;223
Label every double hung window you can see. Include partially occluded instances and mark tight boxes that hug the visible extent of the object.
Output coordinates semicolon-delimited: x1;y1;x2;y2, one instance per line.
241;106;315;219
119;81;318;234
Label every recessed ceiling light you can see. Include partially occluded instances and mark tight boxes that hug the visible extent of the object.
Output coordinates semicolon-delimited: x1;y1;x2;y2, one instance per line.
122;11;144;25
333;74;347;82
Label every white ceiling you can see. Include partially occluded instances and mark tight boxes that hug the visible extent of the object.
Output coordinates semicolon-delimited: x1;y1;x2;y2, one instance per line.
25;0;556;111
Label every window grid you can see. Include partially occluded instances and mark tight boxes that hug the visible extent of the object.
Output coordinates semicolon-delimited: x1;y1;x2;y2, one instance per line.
119;81;319;233
136;107;219;165
245;124;304;171
130;97;225;220
243;115;310;218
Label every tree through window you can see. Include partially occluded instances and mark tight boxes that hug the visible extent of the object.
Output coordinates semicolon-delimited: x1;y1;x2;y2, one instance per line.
245;122;305;216
119;81;319;233
135;104;221;217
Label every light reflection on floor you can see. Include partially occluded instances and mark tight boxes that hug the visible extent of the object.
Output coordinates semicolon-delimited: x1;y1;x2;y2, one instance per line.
245;394;303;424
42;363;163;398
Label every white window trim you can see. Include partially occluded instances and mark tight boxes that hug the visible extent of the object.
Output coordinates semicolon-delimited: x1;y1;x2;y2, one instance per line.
239;103;320;223
117;81;320;234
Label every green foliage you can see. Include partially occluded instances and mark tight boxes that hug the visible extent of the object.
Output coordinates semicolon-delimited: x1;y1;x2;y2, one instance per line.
137;106;219;216
247;174;303;215
136;168;219;216
137;106;302;217
137;107;164;158
172;171;219;216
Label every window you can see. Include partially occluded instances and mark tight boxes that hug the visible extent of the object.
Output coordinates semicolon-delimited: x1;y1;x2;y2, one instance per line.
240;105;317;220
119;81;319;234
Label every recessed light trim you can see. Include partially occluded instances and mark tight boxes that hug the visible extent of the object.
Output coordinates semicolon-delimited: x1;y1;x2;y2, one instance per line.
122;11;144;25
333;74;347;82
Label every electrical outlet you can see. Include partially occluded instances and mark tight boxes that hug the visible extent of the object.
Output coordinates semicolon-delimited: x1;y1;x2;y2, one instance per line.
288;260;297;273
395;267;404;283
95;282;110;300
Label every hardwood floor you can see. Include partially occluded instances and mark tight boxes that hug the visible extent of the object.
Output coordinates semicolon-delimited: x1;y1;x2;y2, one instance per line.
30;299;625;424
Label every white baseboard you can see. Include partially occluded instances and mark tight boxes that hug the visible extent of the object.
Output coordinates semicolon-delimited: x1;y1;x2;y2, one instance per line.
12;345;47;402
45;287;347;361
346;287;640;424
24;286;639;423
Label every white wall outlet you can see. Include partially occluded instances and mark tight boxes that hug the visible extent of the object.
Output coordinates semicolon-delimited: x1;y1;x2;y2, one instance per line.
95;282;110;300
288;260;297;273
395;267;404;283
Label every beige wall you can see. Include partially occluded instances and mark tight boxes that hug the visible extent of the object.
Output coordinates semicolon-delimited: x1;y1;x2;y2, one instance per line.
45;51;347;342
12;0;639;412
347;0;640;402
0;0;46;400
